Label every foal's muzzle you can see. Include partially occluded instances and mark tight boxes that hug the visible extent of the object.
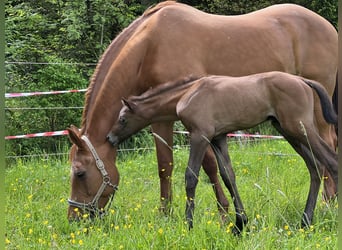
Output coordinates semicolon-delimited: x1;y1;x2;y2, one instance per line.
107;133;119;147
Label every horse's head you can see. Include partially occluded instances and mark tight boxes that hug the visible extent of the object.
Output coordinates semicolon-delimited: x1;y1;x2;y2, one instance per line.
107;98;151;147
66;125;119;220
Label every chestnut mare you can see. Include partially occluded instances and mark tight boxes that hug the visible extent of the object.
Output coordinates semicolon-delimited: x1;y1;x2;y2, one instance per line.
107;72;338;233
66;1;337;219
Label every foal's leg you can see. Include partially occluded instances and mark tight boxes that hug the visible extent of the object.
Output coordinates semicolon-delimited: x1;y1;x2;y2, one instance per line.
152;122;175;213
295;144;323;227
202;147;230;220
185;133;210;229
272;121;330;227
152;122;228;216
211;135;247;234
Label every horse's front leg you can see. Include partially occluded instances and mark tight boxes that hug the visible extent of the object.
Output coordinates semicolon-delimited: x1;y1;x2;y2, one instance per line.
185;133;209;229
151;121;175;214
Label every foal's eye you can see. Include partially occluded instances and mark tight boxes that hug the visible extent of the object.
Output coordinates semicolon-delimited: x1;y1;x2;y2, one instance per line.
119;116;126;125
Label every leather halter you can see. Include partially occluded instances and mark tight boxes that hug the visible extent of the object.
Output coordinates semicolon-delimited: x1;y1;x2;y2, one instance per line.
68;135;118;217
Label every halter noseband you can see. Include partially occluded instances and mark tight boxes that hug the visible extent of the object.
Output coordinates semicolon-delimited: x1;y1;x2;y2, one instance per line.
68;135;118;217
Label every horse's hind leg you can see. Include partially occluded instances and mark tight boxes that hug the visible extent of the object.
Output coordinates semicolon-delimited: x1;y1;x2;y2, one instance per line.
202;147;230;221
314;105;337;200
211;135;247;234
319;124;337;201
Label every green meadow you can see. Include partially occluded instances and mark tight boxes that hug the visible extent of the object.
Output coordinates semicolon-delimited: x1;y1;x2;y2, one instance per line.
5;139;337;249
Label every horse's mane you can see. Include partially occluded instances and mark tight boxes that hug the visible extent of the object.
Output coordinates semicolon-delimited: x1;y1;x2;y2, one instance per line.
81;1;178;131
130;75;200;102
143;1;177;16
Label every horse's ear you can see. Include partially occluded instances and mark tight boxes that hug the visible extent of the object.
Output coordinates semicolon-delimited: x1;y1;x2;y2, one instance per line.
121;98;137;112
67;125;84;148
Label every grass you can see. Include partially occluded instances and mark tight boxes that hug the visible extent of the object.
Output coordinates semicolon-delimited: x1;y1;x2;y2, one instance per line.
5;138;337;249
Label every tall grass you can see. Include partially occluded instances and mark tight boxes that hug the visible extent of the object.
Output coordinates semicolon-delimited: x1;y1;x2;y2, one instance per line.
5;139;337;249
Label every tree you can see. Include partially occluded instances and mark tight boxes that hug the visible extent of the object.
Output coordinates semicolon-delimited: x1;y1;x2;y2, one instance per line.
5;0;142;157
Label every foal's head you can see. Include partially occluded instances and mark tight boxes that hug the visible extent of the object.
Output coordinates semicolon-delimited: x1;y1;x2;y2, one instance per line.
107;98;151;147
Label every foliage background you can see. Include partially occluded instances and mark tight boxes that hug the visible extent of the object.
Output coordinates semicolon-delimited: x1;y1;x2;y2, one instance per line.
5;0;338;158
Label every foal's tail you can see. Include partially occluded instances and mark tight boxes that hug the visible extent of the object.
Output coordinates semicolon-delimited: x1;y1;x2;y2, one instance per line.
303;79;338;125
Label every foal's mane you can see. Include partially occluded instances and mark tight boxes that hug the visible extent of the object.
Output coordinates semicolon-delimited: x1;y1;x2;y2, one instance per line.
130;75;200;102
81;1;178;131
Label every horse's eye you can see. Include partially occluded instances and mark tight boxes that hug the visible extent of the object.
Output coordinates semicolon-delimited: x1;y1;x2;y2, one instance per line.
75;170;86;179
119;116;126;125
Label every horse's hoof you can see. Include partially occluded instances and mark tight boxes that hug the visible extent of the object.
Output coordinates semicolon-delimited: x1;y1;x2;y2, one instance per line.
159;200;172;215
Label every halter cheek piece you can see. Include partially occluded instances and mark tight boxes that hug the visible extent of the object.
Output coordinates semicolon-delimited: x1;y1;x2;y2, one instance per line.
67;135;118;217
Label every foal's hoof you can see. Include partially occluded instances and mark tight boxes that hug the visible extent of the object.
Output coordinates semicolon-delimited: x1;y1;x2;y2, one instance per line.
301;214;312;229
300;220;311;229
186;219;194;230
232;226;243;236
231;214;247;236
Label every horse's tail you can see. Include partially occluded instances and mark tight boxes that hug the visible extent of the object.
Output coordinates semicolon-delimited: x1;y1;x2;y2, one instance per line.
333;73;338;115
303;79;337;125
332;74;338;135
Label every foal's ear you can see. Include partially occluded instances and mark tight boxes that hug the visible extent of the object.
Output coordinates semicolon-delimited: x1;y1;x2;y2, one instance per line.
67;125;84;148
121;98;137;112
